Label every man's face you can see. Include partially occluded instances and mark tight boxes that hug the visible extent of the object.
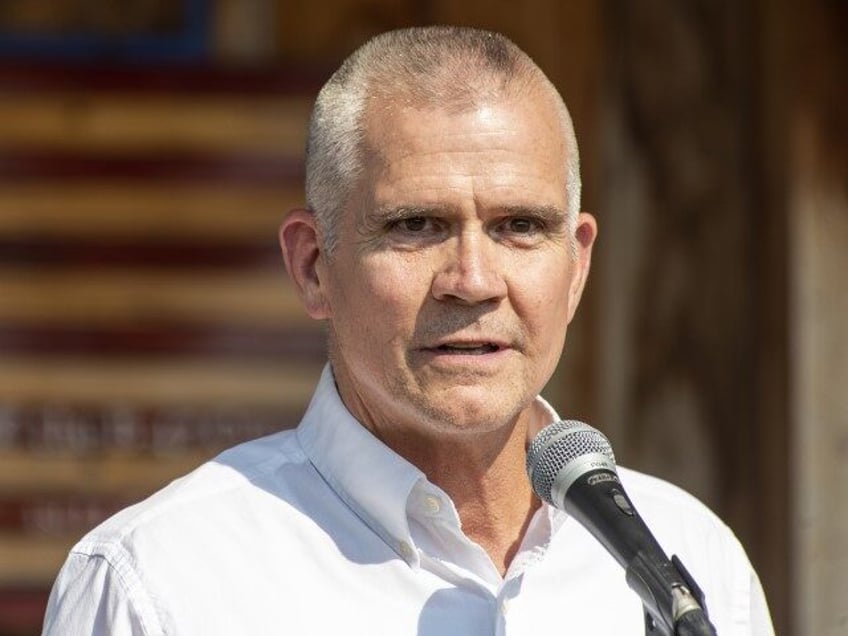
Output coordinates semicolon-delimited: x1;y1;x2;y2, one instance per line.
287;91;595;443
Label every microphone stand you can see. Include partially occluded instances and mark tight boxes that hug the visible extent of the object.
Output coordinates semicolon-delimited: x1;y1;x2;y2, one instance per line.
638;555;717;636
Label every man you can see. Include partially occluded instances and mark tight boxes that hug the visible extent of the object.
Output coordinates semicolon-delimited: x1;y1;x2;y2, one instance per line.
44;26;773;634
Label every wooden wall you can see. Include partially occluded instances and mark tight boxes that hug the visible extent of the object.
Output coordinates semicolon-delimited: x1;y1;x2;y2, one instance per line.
596;2;790;628
0;64;327;633
780;3;848;634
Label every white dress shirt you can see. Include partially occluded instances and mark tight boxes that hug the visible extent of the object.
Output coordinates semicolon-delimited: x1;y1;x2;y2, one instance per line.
44;365;774;635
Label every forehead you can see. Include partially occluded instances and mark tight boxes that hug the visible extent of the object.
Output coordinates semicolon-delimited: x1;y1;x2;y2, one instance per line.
356;92;569;211
363;87;565;156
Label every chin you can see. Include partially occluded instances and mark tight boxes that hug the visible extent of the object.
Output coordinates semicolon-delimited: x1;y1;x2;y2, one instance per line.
415;391;529;434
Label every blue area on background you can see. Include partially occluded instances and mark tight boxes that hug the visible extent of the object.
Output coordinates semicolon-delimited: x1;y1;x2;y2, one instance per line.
0;0;210;62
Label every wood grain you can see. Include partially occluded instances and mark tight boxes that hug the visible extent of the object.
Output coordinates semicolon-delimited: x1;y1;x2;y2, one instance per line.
0;183;303;240
0;269;311;326
0;356;323;406
0;94;311;154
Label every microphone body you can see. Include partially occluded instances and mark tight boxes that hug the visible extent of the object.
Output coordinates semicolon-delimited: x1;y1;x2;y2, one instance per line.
526;420;717;636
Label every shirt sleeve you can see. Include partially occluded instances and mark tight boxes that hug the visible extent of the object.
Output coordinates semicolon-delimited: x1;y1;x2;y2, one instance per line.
717;523;775;636
748;568;775;636
43;547;163;636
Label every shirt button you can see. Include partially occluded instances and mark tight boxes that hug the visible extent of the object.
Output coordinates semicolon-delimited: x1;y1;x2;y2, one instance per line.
398;541;414;560
500;598;511;615
423;495;442;514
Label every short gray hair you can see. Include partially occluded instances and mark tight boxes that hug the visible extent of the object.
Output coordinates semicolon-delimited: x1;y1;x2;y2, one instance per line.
305;26;581;253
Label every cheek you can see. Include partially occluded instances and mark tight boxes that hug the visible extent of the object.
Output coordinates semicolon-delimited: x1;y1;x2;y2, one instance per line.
514;273;574;374
517;264;574;325
526;287;571;368
331;260;425;341
364;254;431;307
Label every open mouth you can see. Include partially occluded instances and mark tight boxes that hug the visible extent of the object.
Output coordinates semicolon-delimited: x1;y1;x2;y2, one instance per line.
434;343;501;355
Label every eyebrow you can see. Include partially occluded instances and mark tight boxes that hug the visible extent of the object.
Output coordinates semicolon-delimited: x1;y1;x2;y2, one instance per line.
500;204;568;223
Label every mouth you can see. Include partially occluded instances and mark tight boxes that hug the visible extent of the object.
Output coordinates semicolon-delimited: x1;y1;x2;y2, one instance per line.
430;342;503;355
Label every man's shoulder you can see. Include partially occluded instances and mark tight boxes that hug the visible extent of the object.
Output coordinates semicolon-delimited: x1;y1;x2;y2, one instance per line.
45;426;355;634
615;465;746;564
612;467;773;633
72;428;307;557
617;466;721;520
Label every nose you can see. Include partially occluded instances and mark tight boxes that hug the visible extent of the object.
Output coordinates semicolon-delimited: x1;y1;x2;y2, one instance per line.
431;230;508;305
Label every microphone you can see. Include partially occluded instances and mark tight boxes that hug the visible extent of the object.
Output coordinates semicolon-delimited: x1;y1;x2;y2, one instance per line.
526;420;717;636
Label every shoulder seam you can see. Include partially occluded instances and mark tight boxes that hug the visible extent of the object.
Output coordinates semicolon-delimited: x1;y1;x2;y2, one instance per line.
67;544;164;636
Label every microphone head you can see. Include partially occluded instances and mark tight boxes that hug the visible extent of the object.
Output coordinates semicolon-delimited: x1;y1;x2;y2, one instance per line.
526;420;617;506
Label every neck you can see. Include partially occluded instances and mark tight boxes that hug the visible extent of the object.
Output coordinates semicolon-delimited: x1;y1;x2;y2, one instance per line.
382;405;546;575
444;454;541;575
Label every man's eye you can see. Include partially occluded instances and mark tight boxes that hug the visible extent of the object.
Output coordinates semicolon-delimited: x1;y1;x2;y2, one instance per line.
400;217;429;232
505;217;539;234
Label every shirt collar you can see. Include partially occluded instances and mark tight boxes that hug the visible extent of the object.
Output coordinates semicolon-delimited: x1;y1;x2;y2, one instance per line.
296;363;566;566
296;365;424;562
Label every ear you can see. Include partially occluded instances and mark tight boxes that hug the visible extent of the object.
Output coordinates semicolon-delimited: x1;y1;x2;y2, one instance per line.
279;209;331;320
566;212;598;323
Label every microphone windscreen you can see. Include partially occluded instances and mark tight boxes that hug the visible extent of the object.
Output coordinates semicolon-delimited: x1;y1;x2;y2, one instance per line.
525;420;616;505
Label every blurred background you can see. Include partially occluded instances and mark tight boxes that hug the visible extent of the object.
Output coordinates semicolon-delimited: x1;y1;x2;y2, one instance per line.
0;1;845;634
